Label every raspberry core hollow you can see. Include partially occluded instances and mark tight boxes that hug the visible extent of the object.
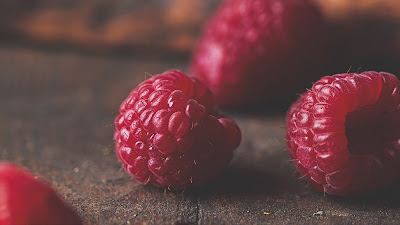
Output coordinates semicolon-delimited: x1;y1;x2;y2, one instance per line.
286;71;400;196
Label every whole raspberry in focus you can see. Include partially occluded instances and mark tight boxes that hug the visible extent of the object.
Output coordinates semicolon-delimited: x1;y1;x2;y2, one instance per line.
0;162;82;225
114;70;241;189
190;0;326;108
287;71;400;196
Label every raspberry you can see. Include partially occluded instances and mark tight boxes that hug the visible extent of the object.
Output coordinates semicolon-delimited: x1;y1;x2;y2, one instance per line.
114;70;241;189
190;0;326;107
0;162;82;225
286;71;400;196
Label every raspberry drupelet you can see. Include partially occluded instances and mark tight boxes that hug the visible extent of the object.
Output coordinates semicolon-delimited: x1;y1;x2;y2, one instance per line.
287;71;400;196
114;70;241;189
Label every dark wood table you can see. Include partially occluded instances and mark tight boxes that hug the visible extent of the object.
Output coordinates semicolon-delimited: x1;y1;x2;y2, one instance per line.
1;45;400;225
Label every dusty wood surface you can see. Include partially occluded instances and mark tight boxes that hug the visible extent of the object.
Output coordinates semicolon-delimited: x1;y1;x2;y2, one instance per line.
1;46;400;225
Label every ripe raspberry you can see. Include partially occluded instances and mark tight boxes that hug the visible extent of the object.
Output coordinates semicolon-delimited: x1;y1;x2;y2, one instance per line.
114;70;241;189
287;71;400;196
0;162;82;225
190;0;326;107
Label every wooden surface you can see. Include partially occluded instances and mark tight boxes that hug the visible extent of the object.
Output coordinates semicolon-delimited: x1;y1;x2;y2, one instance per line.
1;45;400;225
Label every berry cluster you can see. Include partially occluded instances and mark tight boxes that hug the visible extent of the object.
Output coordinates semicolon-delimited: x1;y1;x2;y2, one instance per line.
4;4;400;225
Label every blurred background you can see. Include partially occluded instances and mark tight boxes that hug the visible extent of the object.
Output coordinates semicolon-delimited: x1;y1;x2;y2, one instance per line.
0;0;221;56
0;0;399;54
0;0;220;102
0;0;399;104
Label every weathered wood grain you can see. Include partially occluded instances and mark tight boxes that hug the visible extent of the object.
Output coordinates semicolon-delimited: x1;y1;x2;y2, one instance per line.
1;46;400;224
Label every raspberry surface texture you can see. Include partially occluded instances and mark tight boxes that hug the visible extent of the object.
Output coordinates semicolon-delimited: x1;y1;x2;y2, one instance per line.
190;0;326;107
287;71;400;196
114;70;241;189
0;162;82;225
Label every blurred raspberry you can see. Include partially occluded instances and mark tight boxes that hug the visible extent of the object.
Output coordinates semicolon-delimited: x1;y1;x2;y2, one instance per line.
0;162;82;225
191;0;327;108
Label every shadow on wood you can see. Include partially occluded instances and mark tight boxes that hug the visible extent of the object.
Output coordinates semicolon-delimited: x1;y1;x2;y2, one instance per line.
199;166;279;197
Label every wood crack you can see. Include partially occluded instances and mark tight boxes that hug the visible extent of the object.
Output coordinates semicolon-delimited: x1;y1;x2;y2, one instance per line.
196;196;201;225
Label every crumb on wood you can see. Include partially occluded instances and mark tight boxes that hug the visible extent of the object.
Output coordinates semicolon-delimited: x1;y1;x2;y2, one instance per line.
313;211;324;216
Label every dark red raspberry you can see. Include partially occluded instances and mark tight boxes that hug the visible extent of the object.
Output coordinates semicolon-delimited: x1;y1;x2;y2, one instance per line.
190;0;326;107
0;162;82;225
287;71;400;196
114;70;241;189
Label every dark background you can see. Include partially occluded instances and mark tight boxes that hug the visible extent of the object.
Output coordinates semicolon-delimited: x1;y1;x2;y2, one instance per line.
1;0;400;224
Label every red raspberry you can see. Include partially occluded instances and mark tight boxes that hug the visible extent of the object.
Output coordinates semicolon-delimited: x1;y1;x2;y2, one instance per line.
114;70;241;189
190;0;326;107
0;162;82;225
287;71;400;196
